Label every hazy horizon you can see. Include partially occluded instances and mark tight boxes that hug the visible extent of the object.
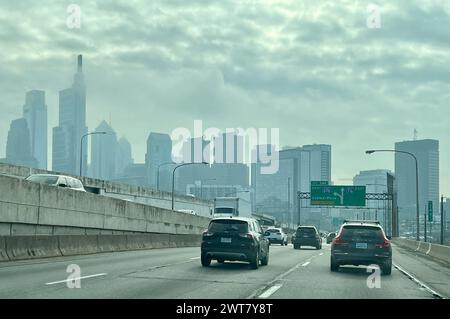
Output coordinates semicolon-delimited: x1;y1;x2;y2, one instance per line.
1;0;449;193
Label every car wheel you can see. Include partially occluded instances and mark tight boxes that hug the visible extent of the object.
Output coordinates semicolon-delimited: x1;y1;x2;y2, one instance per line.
381;261;392;275
261;250;269;266
250;249;259;269
330;258;339;272
217;259;225;264
201;254;211;267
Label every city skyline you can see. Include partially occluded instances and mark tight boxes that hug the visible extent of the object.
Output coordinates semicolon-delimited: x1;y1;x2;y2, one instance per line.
0;1;449;194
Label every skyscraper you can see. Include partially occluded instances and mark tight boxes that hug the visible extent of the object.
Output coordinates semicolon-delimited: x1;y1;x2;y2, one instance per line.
90;121;117;181
301;144;332;183
116;137;134;177
145;132;173;188
4;118;38;167
22;90;47;169
395;139;439;224
52;54;87;175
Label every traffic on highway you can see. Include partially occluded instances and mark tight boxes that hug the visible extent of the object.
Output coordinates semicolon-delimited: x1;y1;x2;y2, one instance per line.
1;0;450;314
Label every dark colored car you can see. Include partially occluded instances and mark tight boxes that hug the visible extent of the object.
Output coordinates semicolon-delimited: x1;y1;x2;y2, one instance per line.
326;232;336;244
330;220;392;275
292;226;322;250
201;217;270;269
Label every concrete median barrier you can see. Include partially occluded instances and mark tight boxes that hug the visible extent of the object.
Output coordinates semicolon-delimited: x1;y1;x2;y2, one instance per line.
169;234;201;248
0;233;203;262
393;238;450;265
58;235;100;256
0;237;9;261
97;234;128;252
5;236;61;261
428;243;450;263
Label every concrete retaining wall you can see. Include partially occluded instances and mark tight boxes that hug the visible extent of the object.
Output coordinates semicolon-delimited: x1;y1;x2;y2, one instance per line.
0;163;213;217
0;234;202;261
393;238;450;264
0;174;210;236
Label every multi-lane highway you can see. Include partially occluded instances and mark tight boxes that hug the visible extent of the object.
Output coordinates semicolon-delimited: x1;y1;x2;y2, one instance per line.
0;243;448;299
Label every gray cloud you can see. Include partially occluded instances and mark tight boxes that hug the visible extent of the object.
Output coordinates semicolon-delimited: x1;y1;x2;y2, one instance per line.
0;0;449;193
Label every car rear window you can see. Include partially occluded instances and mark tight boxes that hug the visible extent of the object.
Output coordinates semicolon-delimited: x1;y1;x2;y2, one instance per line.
26;175;59;185
209;220;248;233
267;229;280;234
73;179;83;188
297;228;316;235
340;226;383;241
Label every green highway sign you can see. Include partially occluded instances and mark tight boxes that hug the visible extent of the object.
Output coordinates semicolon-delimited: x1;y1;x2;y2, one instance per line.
311;184;366;207
428;201;433;222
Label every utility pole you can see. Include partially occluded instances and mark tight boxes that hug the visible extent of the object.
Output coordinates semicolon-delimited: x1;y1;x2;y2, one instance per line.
424;210;427;242
441;195;444;245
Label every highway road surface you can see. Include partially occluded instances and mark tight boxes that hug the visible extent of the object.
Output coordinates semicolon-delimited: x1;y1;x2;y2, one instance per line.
0;243;448;299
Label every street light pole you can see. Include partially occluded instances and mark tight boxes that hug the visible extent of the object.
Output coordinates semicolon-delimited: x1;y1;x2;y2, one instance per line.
157;162;175;191
171;162;208;211
80;131;107;177
366;149;420;241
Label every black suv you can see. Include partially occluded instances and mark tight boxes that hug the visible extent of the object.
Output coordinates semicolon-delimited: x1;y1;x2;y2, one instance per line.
330;220;392;275
292;226;322;250
201;217;270;269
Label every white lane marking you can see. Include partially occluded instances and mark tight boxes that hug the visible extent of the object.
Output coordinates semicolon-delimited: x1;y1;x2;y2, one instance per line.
319;253;324;256
258;284;282;299
426;243;432;255
393;263;444;299
190;257;200;260
45;273;107;286
301;261;310;267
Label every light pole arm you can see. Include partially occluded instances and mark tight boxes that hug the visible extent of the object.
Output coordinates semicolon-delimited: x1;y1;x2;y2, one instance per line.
171;162;208;211
79;133;90;176
80;132;107;177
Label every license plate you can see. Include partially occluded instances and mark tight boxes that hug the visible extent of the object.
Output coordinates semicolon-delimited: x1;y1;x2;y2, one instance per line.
356;242;368;249
221;237;231;243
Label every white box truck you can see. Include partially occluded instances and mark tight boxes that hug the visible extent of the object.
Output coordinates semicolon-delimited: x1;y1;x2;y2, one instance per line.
213;197;252;218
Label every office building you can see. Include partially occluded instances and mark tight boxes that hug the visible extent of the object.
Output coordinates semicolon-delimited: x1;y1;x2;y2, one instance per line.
251;144;332;226
353;169;396;234
4;118;38;167
395;139;439;224
52;54;88;175
145;132;173;190
22;90;47;169
90;121;117;181
116;137;134;177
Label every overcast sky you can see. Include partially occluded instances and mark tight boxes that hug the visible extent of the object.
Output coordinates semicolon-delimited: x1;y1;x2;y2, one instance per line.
0;0;449;193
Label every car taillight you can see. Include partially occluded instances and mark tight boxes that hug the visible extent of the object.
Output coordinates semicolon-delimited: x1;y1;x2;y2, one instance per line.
332;235;349;245
376;238;390;248
202;230;213;238
239;233;253;239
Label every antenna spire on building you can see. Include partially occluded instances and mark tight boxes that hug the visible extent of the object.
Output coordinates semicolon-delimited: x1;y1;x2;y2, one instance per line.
413;128;418;140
